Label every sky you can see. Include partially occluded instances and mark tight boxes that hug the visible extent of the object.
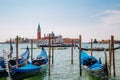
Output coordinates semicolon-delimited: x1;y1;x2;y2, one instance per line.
0;0;120;42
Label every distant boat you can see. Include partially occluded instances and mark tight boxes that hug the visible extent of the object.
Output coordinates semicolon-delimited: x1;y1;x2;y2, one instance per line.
80;50;108;79
56;47;68;50
10;47;48;80
0;47;30;77
37;43;77;47
80;46;120;51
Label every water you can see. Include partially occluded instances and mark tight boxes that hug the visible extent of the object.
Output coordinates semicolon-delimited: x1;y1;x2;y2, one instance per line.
0;43;120;80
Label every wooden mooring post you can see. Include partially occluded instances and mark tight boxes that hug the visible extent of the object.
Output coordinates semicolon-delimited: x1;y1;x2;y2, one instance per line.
52;40;54;65
91;39;93;56
111;35;116;77
10;38;12;58
79;35;82;76
31;39;33;60
71;40;73;64
48;34;51;76
108;40;111;76
16;36;18;68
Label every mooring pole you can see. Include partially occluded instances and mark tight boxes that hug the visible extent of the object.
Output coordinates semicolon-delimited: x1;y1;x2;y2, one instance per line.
52;39;54;65
31;39;33;61
79;35;82;76
108;40;111;76
10;38;12;58
111;35;116;77
91;39;93;56
16;36;18;68
48;34;51;76
74;40;76;49
71;40;73;64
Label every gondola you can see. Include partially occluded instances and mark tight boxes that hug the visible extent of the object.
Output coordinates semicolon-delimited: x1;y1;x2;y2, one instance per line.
0;56;7;77
81;46;120;51
10;47;48;80
80;50;108;80
0;47;30;77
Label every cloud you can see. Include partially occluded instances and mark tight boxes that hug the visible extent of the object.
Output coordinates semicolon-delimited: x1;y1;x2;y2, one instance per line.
93;10;120;25
89;10;120;40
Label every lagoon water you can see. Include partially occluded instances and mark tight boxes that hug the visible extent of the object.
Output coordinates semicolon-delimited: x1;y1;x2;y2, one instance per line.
0;43;120;80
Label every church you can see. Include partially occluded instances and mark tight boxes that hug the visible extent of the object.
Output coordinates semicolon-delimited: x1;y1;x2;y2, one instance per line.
34;23;63;46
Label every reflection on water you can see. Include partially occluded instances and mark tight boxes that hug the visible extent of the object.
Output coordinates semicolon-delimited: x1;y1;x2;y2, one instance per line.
0;72;47;80
24;72;47;80
0;43;120;80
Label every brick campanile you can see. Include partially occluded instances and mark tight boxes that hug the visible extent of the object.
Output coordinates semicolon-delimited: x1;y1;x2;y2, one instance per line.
37;24;41;39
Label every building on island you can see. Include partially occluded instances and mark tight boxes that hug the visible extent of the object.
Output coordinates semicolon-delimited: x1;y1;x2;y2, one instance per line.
5;23;78;47
33;23;63;47
32;23;79;47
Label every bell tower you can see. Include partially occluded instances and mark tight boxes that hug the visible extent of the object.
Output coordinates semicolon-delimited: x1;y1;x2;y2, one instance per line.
37;23;41;39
